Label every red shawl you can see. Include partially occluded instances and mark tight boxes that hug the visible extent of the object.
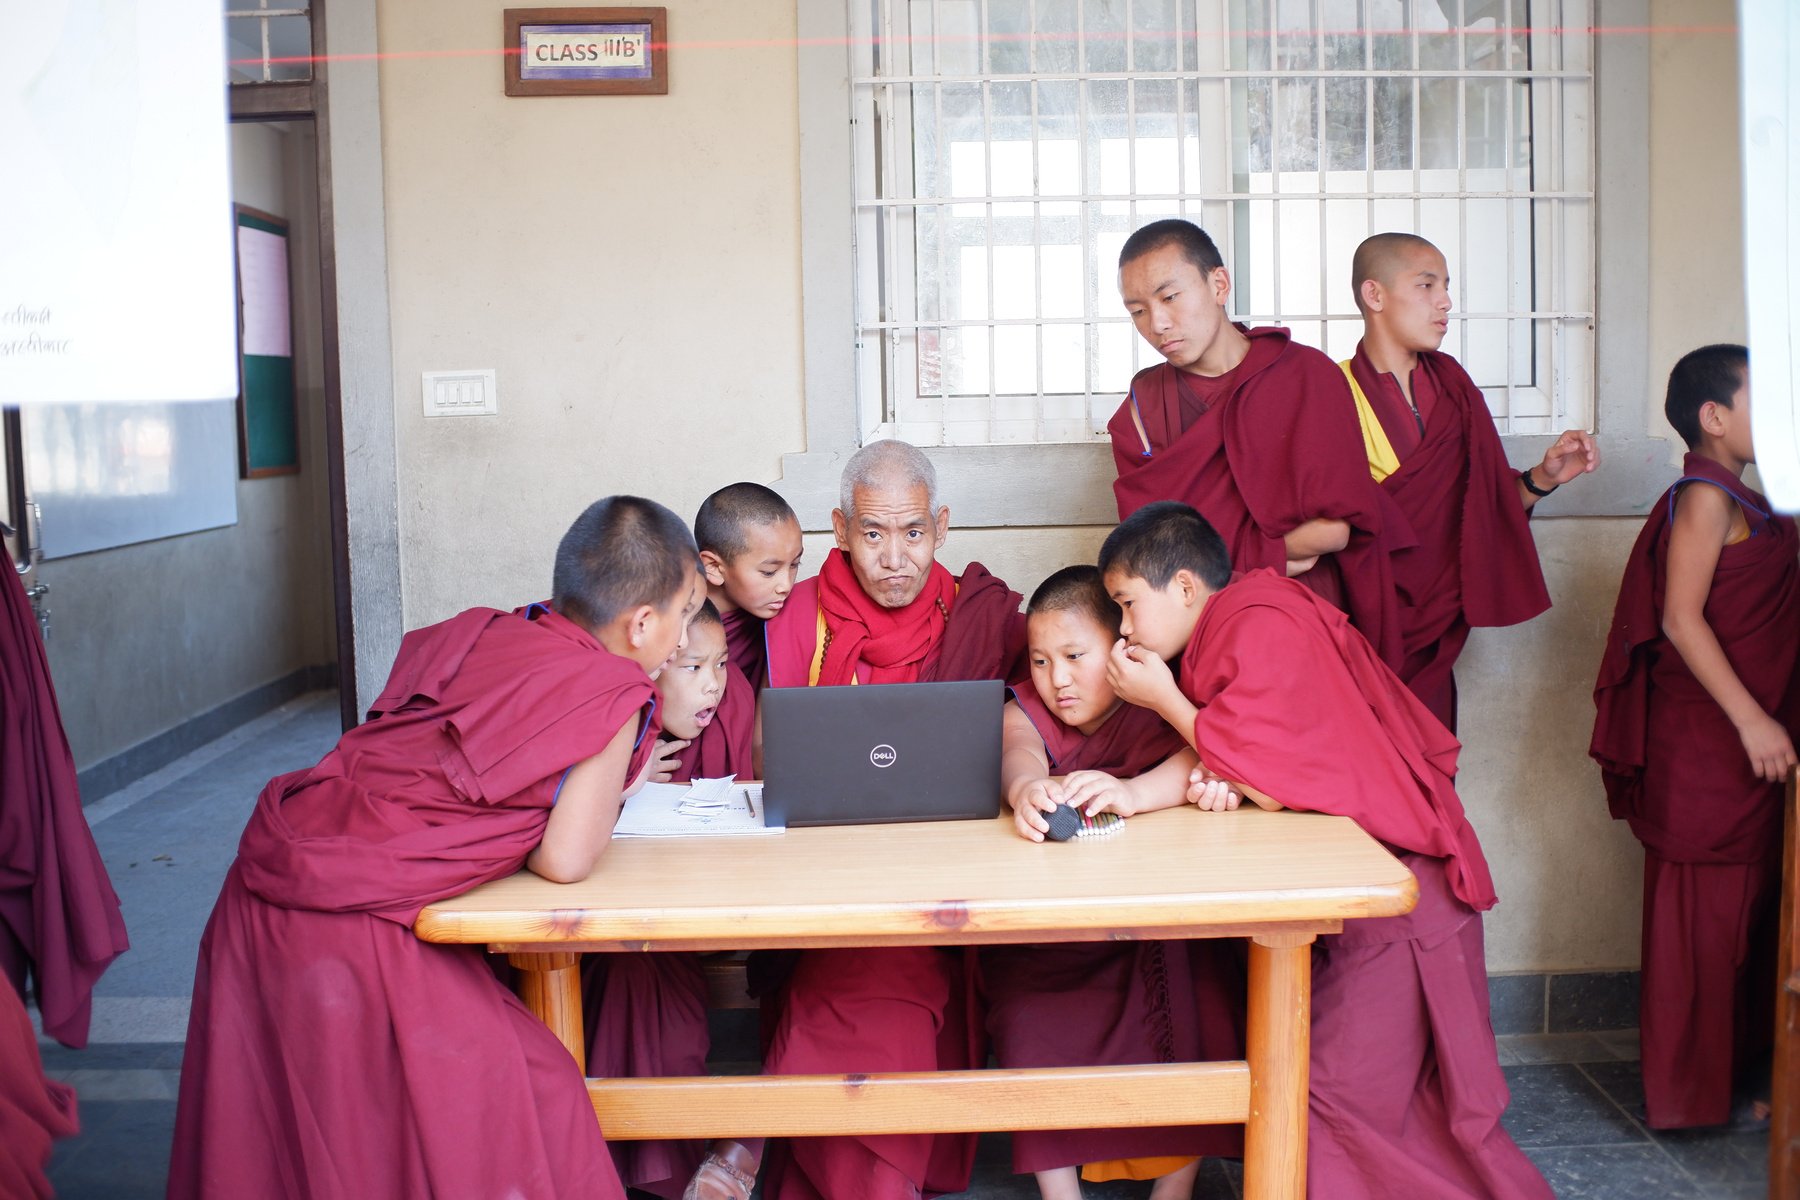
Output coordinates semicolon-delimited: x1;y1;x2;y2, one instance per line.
765;556;1025;688
668;661;755;782
1180;570;1495;913
1010;688;1185;778
0;562;128;1048
1110;327;1403;669
238;606;659;925
0;975;77;1198
720;607;769;694
1590;454;1800;862
1348;346;1550;719
170;606;657;1200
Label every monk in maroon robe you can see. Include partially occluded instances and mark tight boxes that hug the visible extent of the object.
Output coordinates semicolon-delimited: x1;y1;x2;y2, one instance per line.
1100;502;1551;1200
0;974;78;1199
986;565;1242;1199
586;600;760;1198
1345;233;1597;727
169;496;704;1200
0;559;129;1048
756;440;1024;1200
1591;345;1797;1128
1109;218;1403;668
697;482;805;695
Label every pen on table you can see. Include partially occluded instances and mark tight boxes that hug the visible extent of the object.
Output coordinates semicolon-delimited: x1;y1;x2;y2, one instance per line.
746;789;757;818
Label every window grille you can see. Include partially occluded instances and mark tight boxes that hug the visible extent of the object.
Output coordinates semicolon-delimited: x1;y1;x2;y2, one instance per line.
850;0;1594;446
226;0;313;83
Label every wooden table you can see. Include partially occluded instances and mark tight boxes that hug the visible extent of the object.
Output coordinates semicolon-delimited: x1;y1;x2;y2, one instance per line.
415;806;1416;1200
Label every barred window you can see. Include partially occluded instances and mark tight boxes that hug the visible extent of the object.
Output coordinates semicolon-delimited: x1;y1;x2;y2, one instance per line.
226;0;313;83
850;0;1594;446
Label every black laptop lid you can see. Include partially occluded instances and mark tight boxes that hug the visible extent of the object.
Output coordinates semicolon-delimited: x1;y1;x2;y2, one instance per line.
760;679;1004;828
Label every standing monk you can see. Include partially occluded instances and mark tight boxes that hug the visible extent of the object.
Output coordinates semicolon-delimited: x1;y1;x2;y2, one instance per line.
169;496;703;1200
0;556;129;1049
1346;233;1598;727
1110;218;1402;667
757;438;1025;1200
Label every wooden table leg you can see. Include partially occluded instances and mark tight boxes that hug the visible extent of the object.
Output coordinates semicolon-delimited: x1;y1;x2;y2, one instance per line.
1242;932;1314;1200
509;951;586;1067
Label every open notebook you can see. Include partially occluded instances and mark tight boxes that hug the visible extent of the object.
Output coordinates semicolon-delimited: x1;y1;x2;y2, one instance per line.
612;777;782;837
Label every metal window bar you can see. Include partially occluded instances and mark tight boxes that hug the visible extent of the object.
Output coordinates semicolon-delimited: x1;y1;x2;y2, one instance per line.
853;0;1594;446
225;3;310;84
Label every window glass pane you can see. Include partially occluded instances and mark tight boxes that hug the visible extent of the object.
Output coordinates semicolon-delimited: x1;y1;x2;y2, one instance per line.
1082;0;1127;72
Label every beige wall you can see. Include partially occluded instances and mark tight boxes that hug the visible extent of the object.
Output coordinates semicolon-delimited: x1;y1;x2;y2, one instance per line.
375;4;1747;973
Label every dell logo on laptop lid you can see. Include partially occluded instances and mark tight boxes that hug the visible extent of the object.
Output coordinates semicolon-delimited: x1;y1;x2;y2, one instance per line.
869;744;898;768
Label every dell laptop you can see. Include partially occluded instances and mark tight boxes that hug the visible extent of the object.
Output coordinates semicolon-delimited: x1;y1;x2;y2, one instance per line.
759;679;1004;828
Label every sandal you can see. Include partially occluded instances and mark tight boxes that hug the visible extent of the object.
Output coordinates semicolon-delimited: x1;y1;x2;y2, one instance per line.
681;1139;760;1200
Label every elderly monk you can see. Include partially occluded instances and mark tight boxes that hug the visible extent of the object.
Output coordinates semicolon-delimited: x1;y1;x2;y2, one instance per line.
1109;218;1402;668
1344;233;1597;728
756;438;1025;1200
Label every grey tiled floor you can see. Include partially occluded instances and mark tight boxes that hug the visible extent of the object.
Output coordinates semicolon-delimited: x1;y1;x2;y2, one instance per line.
34;692;1774;1199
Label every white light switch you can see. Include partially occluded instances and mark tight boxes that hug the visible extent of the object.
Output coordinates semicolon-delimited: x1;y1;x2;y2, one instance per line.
422;369;498;417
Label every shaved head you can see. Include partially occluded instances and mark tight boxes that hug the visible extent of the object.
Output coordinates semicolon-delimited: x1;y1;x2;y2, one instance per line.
1351;233;1442;313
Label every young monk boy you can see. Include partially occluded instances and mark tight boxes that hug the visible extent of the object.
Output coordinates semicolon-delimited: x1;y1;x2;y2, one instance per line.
1100;501;1551;1200
1110;218;1401;668
695;482;805;693
1591;344;1798;1129
586;598;761;1199
169;495;703;1200
987;564;1241;1200
1345;232;1597;728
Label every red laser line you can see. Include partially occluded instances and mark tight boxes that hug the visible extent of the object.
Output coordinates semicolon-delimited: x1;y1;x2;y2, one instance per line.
229;23;1737;68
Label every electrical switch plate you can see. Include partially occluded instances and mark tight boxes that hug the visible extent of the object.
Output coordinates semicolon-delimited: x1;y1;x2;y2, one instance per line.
422;369;498;417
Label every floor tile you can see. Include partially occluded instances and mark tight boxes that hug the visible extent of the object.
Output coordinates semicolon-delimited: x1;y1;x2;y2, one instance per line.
1548;970;1640;1033
1649;1127;1770;1185
50;1068;180;1101
1498;1032;1615;1065
1524;1143;1697;1198
1577;1059;1646;1114
1500;1064;1647;1149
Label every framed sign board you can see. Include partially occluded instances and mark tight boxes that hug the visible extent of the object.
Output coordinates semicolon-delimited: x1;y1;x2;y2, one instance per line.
233;205;299;478
504;7;668;96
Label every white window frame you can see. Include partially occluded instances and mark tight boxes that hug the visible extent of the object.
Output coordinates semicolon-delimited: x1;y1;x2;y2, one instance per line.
779;0;1668;526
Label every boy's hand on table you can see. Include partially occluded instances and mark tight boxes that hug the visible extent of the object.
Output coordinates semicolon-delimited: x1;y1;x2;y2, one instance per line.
1738;713;1798;783
1061;770;1135;817
1186;764;1241;812
1009;778;1062;842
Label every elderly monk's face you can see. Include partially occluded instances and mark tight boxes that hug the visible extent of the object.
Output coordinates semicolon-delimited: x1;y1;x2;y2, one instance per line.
831;481;950;609
1368;243;1452;354
1119;242;1234;374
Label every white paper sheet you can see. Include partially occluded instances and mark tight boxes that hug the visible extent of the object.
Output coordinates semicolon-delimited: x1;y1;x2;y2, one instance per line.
613;780;781;838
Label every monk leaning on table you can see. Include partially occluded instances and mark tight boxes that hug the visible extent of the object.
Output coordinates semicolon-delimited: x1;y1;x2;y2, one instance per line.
752;438;1026;1200
1343;232;1597;729
1100;501;1552;1200
168;496;703;1200
1109;217;1403;669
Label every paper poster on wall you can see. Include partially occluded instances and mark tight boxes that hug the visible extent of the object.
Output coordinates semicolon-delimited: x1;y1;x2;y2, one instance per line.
1741;0;1800;512
234;206;299;477
0;1;238;406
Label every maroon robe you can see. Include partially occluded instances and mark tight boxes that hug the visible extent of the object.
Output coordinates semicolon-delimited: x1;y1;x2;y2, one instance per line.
721;607;769;694
169;606;659;1200
0;562;129;1048
587;658;757;1197
764;555;1026;689
1182;571;1549;1200
981;690;1244;1174
1347;344;1551;729
1590;454;1799;1127
1110;327;1403;669
0;974;77;1199
759;556;1023;1200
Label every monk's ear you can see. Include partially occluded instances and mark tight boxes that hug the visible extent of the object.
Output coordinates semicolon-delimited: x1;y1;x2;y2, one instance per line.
830;507;852;553
1359;278;1384;314
626;603;656;648
1174;569;1203;608
1697;400;1725;437
698;549;729;587
1208;266;1232;307
931;504;950;549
